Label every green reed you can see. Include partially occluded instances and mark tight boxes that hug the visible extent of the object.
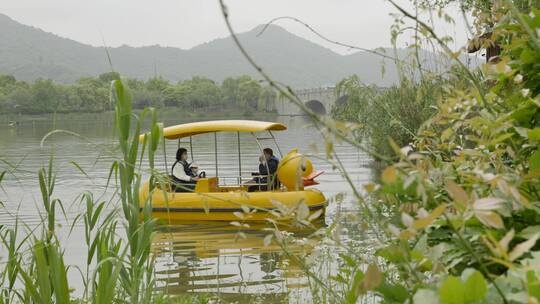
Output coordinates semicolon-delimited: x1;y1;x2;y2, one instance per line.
332;73;453;164
0;76;195;303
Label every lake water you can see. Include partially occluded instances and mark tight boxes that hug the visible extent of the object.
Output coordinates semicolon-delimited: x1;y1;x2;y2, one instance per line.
0;110;373;302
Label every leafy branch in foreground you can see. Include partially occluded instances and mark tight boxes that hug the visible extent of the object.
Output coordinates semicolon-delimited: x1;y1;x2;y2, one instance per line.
222;0;540;303
349;2;540;304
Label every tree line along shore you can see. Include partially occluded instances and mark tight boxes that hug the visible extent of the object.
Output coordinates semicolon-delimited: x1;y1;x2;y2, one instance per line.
0;72;278;115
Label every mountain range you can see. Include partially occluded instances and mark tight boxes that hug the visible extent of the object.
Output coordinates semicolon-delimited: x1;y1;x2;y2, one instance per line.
0;13;477;88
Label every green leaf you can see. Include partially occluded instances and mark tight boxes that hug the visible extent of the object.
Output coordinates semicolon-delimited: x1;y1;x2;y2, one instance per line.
377;282;409;303
491;133;513;144
527;271;540;300
33;242;52;303
520;48;536;64
376;245;405;263
474;210;505;229
69;161;90;179
340;253;357;267
473;197;504;210
528;128;540;140
413;204;446;229
446;180;469;206
346;270;365;303
509;233;539;261
463;271;487;302
510;102;536;123
520;226;540;239
439;276;465;304
530;150;540;172
441;127;453;141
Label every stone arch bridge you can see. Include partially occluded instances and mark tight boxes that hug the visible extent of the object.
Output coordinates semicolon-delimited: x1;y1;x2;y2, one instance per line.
276;86;346;116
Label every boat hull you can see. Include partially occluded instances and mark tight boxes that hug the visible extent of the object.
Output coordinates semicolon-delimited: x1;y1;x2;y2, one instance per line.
139;182;326;221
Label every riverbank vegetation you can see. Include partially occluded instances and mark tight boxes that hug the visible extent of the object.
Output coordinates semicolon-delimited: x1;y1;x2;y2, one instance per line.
304;0;540;303
0;73;277;114
332;75;446;162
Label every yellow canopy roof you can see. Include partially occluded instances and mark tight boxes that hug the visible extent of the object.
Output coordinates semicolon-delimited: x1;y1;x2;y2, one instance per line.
141;120;287;140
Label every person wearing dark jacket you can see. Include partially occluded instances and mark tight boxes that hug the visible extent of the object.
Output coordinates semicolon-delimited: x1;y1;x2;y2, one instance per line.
248;148;279;192
171;148;198;192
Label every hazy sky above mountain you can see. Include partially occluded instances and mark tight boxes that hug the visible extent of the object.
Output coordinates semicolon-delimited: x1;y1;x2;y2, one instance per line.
2;0;471;54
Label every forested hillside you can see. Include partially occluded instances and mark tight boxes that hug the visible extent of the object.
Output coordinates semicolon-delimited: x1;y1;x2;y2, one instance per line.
0;13;475;87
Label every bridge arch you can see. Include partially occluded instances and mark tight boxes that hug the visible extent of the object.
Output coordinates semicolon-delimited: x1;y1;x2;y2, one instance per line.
305;100;327;115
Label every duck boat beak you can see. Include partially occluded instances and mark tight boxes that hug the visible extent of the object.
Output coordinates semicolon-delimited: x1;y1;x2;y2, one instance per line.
302;170;324;187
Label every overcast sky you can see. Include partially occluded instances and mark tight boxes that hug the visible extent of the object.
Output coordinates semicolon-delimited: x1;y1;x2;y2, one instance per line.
2;0;471;54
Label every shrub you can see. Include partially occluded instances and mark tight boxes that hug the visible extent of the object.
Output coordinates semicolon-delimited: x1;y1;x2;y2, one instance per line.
332;75;442;162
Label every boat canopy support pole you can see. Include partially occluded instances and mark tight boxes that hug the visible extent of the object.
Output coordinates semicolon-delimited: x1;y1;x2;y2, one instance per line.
237;131;242;185
189;136;194;160
252;132;269;188
214;132;219;177
163;138;168;174
268;131;283;158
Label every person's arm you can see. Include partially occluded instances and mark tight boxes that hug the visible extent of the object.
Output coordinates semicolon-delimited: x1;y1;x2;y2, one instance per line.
268;159;278;174
173;165;193;182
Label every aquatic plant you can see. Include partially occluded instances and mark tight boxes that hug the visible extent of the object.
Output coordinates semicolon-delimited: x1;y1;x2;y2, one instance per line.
0;75;194;303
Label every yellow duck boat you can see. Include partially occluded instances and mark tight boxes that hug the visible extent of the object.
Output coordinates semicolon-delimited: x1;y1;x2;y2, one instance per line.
139;120;326;221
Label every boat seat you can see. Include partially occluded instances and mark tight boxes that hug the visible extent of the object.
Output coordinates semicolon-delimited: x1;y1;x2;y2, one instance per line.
194;177;219;193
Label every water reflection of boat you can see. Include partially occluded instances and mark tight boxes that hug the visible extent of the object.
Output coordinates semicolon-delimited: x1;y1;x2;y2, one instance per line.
152;220;325;301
